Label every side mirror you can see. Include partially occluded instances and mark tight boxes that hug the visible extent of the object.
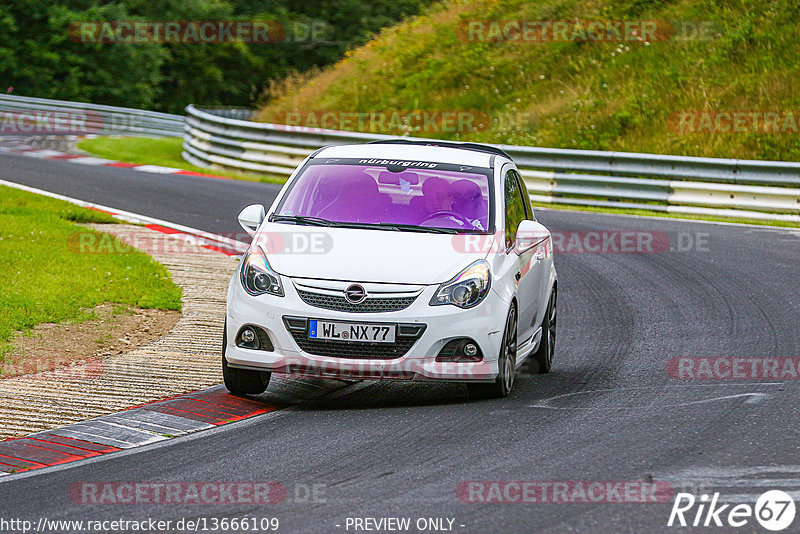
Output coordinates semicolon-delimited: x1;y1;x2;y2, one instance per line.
515;219;550;256
238;204;266;236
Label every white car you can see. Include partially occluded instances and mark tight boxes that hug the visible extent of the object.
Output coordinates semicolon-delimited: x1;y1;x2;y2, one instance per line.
223;140;557;399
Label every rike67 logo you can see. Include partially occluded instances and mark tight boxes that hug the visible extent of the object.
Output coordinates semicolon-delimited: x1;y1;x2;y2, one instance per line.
668;490;796;531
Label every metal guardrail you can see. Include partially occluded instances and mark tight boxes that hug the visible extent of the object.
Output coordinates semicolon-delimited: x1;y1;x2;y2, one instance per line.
11;96;794;223
0;94;184;137
183;105;800;223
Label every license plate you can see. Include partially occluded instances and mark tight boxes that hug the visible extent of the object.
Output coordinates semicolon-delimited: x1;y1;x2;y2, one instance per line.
308;320;396;343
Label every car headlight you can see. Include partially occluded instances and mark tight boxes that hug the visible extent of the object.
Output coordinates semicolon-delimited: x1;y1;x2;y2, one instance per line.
240;246;284;297
430;260;491;309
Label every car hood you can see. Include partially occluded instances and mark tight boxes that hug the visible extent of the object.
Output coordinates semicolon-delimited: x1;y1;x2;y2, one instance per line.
256;223;492;285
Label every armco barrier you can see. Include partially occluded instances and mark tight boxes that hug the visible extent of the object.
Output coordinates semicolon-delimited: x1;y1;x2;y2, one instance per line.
4;95;797;223
0;94;184;137
183;105;800;223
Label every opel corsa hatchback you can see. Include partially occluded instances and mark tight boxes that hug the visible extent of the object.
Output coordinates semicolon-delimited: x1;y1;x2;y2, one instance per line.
223;140;557;399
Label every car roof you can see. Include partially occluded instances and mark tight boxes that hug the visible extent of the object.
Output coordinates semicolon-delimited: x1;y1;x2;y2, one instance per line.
313;142;505;169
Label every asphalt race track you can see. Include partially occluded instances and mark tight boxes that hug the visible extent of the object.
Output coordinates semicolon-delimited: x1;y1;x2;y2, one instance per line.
0;151;281;236
2;151;800;533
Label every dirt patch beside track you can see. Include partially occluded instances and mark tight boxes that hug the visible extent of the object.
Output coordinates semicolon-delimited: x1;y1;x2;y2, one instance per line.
2;304;180;379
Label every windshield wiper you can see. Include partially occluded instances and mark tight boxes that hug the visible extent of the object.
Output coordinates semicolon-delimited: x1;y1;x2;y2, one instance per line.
270;216;461;234
374;223;459;234
329;222;459;234
270;215;340;227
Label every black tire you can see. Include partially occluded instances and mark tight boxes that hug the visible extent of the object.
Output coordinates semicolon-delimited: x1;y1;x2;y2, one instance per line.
222;321;270;395
527;287;557;374
467;303;517;399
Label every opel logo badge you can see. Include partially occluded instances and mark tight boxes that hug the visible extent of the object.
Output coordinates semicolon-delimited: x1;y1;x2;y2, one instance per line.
344;284;367;304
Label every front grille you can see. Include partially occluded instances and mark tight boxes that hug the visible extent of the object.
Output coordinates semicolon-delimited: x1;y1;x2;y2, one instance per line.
290;333;419;359
284;317;426;360
297;289;418;313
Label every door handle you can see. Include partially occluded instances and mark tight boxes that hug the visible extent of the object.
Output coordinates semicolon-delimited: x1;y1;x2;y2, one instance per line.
515;271;521;281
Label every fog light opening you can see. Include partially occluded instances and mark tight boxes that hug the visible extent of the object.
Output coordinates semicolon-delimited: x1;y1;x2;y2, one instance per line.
435;338;484;362
236;325;274;351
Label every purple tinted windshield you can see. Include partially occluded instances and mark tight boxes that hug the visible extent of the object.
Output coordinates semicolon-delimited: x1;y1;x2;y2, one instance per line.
276;164;491;232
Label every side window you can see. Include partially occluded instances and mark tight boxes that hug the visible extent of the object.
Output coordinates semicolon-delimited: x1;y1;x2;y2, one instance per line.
504;169;527;250
512;169;535;221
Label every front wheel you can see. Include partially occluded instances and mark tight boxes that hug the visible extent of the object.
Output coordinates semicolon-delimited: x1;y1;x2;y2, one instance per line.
527;287;557;374
467;303;517;399
222;321;270;395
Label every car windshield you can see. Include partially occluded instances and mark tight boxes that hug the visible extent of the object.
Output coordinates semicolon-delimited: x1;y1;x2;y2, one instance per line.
273;161;492;233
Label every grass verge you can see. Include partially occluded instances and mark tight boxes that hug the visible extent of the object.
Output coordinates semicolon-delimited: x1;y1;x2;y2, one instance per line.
257;0;800;162
0;185;183;370
76;136;288;184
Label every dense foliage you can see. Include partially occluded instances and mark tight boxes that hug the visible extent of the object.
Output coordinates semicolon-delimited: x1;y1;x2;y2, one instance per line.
0;0;432;113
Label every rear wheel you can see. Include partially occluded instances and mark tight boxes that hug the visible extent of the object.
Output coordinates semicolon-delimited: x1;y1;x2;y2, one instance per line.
467;303;517;399
528;287;557;374
222;321;270;395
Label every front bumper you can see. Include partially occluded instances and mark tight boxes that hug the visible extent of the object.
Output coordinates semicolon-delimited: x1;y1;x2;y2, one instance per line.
224;274;508;383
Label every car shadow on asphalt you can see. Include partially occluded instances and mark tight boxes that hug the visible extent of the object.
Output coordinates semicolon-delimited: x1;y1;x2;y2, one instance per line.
253;369;595;411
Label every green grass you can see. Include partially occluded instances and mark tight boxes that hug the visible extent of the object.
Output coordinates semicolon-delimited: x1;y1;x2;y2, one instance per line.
77;137;287;184
0;185;182;360
258;0;800;162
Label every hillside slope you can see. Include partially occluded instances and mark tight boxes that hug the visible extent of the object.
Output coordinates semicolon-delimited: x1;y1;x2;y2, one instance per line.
257;0;800;161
